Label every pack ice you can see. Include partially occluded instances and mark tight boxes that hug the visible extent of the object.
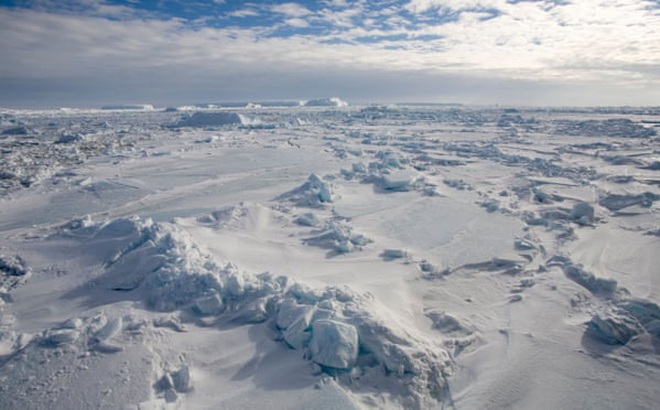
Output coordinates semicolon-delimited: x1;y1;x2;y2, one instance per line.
0;104;658;409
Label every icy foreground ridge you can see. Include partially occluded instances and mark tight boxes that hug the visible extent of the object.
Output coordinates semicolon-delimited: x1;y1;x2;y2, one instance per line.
53;216;453;408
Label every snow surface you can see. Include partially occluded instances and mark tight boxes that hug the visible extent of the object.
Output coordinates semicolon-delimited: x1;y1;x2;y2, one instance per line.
0;104;659;409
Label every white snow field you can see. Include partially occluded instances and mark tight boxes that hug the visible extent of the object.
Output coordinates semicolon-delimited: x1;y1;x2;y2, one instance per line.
0;104;658;409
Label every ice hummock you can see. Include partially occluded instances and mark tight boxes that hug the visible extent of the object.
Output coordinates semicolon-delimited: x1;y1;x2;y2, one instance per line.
277;173;335;207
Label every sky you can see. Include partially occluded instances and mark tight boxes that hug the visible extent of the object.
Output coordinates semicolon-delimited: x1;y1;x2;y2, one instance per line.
0;0;659;108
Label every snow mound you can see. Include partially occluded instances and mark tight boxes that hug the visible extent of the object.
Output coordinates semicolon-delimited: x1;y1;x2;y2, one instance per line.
175;111;259;127
197;202;281;232
277;174;336;208
302;97;349;107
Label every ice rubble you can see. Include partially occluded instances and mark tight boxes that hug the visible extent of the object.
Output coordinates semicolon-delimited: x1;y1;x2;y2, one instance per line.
38;311;125;353
340;150;433;195
0;254;31;278
553;118;657;138
303;220;372;255
155;364;193;402
47;215;454;408
0;254;31;296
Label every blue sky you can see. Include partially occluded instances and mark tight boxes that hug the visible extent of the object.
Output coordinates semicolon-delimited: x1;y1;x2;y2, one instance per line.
0;0;659;107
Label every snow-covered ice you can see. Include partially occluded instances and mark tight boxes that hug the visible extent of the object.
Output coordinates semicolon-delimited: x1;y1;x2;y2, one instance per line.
0;104;659;409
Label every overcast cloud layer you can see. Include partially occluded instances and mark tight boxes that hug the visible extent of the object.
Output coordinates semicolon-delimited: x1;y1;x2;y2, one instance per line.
0;0;659;108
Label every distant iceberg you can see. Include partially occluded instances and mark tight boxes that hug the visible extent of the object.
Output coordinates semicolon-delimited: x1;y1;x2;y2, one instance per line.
302;97;349;107
174;111;260;127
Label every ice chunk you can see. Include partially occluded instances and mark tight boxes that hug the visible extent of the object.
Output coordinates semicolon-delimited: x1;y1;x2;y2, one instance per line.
380;170;423;192
588;312;644;345
276;299;314;330
294;213;319;227
307;174;333;203
171;365;192;393
0;254;31;277
283;307;315;349
480;198;500;213
599;192;658;212
617;299;660;338
565;264;618;297
42;329;80;346
309;319;359;370
570;202;595;225
425;311;473;336
548;256;618;297
514;238;538;251
194;292;224;316
93;316;122;342
278;174;335;207
232;298;269;324
380;249;410;261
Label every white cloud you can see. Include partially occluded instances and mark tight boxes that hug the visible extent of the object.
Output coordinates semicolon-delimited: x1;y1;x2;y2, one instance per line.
228;8;260;18
285;18;310;28
323;0;350;8
0;1;658;106
271;3;312;17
